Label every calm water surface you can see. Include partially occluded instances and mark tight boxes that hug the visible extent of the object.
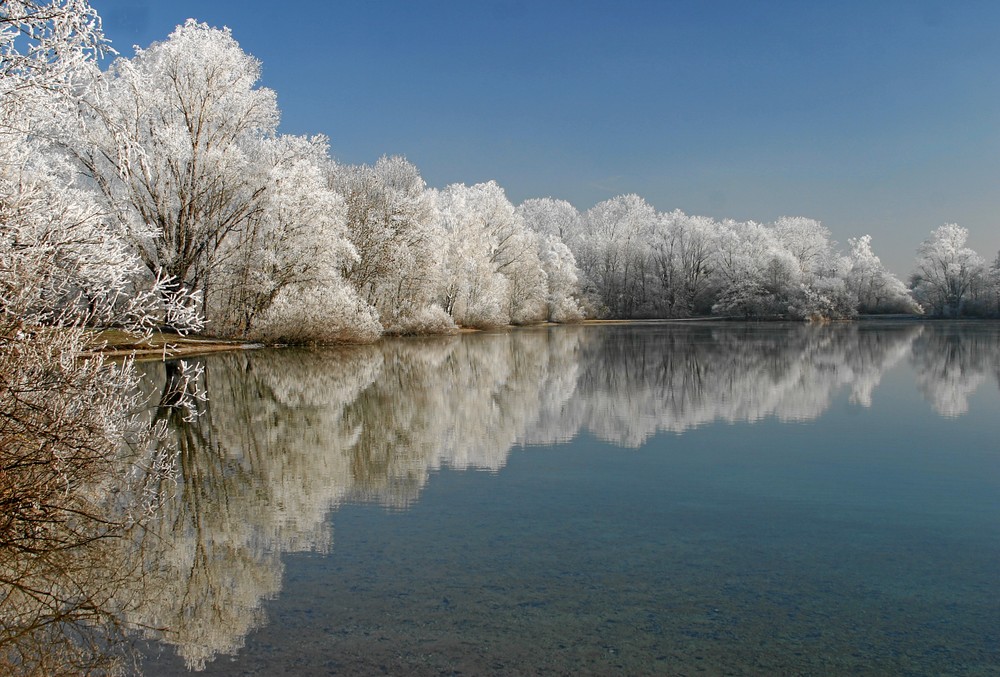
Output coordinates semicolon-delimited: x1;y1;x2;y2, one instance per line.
135;322;999;676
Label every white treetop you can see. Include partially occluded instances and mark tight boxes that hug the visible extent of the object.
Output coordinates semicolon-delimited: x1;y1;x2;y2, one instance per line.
910;223;986;317
68;19;279;306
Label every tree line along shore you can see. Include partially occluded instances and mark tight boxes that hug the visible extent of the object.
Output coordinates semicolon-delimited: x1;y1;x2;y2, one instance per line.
8;16;1000;358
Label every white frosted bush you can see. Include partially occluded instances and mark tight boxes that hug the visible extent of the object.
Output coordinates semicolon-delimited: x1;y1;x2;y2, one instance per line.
251;285;381;344
385;304;457;336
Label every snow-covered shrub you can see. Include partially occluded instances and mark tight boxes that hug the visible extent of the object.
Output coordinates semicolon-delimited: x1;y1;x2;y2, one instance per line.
251;285;381;344
386;304;458;336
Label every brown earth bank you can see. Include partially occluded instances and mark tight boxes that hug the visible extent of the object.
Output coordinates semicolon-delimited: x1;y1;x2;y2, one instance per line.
85;329;262;361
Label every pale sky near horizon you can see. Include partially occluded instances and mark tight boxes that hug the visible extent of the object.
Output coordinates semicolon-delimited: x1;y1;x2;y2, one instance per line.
91;0;1000;276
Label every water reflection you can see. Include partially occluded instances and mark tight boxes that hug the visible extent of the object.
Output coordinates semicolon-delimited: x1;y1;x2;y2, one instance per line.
572;323;922;445
0;468;140;675
0;371;180;675
130;349;380;670
911;324;1000;416
118;321;1000;671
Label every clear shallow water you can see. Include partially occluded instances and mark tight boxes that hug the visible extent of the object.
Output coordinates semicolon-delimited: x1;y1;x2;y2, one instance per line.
134;322;1000;676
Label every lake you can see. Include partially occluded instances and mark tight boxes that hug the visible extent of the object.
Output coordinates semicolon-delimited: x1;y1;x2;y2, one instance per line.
127;322;999;675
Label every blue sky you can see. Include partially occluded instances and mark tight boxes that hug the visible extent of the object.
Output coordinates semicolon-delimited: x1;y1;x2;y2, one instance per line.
92;0;1000;275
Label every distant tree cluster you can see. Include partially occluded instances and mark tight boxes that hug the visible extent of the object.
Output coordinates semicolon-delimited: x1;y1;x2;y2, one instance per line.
909;223;1000;317
522;197;927;320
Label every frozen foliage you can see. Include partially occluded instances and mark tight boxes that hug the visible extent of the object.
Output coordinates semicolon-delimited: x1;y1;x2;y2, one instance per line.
1;140;202;334
0;3;203;673
711;219;792;318
208;135;369;340
0;1;107;117
910;224;988;317
518;198;589;320
986;253;1000;317
520;194;925;321
252;282;381;344
539;236;586;322
330;156;453;334
580;194;657;317
709;216;857;320
518;197;584;242
985;252;1000;317
435;181;548;327
650;210;718;316
59;19;388;341
17;4;966;337
771;216;838;277
20;1;1000;348
389;303;457;335
69;19;279;310
847;235;921;314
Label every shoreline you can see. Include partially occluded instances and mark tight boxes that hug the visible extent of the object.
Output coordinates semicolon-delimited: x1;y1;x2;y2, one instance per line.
86;330;262;361
88;315;998;360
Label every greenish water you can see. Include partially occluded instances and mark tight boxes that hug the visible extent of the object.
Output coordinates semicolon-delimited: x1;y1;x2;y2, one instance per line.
135;322;999;676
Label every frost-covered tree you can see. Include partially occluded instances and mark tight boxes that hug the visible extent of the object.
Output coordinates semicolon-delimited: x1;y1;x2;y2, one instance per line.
435;182;547;327
67;19;279;319
581;195;656;317
435;184;510;327
987;251;1000;316
63;18;381;342
0;138;197;676
498;227;549;325
518;198;588;320
330;156;452;334
650;210;718;316
518;197;585;243
770;216;836;278
910;224;986;317
517;194;929;321
711;220;793;317
538;236;586;322
846;235;920;314
703;215;858;320
207;134;376;342
767;216;856;320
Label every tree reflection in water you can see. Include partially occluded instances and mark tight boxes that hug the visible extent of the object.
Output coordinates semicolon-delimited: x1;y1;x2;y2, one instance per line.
911;323;1000;416
3;323;998;673
128;322;1000;671
0;358;197;676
